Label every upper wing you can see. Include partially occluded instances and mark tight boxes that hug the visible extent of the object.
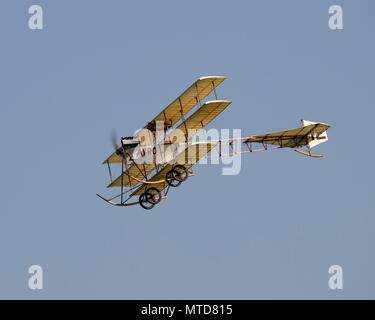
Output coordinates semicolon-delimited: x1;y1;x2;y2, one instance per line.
163;100;232;143
129;142;216;196
245;122;331;148
135;76;226;144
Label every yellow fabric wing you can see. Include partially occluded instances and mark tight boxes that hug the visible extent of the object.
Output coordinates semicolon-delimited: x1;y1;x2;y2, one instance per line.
107;164;156;188
163;100;231;143
135;76;226;144
103;76;226;163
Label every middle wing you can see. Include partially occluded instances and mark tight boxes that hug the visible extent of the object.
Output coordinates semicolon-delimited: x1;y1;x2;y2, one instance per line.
163;100;232;143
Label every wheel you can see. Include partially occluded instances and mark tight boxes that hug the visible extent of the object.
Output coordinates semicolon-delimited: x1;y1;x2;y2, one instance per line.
165;170;182;187
171;165;188;182
145;187;161;204
139;192;155;210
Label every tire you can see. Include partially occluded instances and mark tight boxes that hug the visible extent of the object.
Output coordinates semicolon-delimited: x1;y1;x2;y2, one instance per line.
145;187;161;204
139;192;155;210
165;170;182;187
172;165;188;182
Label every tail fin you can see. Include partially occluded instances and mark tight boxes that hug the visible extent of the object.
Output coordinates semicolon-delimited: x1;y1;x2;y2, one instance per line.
301;120;329;148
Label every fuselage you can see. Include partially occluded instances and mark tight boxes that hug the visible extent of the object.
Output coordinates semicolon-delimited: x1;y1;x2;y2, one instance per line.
116;140;213;166
117;141;190;166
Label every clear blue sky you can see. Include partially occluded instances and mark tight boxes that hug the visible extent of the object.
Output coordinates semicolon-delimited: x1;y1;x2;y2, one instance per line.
1;0;374;299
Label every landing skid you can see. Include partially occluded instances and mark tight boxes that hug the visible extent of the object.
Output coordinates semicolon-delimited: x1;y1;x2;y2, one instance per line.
96;193;167;207
294;148;323;158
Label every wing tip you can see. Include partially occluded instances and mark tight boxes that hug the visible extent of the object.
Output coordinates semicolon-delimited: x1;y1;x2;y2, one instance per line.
198;75;227;81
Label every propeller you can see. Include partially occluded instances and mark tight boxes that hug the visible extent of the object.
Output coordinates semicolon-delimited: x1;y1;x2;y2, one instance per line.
111;129;120;150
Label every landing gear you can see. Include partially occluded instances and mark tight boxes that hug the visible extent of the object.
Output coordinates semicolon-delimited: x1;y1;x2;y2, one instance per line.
166;170;182;187
138;165;189;209
139;193;154;210
145;187;161;204
166;165;188;187
139;187;161;210
171;165;188;182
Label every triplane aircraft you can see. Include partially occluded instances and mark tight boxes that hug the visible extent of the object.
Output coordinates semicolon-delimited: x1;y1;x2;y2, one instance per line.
97;76;330;210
